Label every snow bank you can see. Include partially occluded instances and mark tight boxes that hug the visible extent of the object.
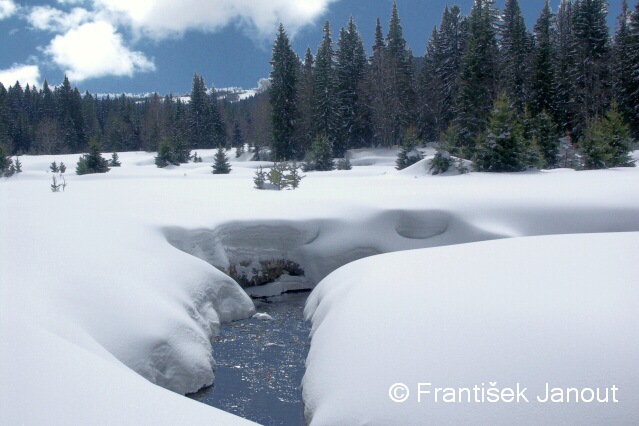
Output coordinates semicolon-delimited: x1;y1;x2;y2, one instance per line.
304;233;639;425
2;149;639;424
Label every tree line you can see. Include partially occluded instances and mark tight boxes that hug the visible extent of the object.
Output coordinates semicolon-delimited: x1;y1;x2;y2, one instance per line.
0;71;268;159
1;0;638;173
270;0;638;169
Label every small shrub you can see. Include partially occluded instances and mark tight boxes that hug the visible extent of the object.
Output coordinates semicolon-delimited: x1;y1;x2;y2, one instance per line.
50;161;59;173
155;138;179;168
396;128;423;170
59;162;66;173
312;135;335;171
51;175;66;192
253;166;266;189
76;138;110;175
429;151;453;175
109;152;121;167
336;158;352;170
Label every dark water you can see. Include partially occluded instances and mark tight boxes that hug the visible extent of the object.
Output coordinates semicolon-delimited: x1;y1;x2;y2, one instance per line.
189;292;311;425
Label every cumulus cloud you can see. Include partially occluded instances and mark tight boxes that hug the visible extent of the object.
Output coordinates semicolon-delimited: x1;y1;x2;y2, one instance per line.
93;0;338;39
0;0;17;20
0;64;40;88
44;21;155;81
28;6;91;32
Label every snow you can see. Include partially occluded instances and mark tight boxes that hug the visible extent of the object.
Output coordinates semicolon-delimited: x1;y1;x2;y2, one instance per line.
2;148;639;424
303;233;639;425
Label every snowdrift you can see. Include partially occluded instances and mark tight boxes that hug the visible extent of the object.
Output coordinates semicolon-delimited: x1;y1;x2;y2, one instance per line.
304;233;639;425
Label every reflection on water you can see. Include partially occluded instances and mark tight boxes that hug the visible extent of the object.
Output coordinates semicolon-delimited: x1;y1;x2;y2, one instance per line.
189;292;311;426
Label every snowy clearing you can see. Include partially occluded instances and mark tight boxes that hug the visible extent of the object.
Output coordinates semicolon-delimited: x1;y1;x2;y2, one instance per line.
1;148;639;424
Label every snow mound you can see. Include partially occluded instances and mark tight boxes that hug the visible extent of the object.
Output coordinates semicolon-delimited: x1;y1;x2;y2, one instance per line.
303;233;639;425
252;313;274;321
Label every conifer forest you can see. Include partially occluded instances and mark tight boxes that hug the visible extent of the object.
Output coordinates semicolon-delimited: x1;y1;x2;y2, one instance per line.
1;0;638;172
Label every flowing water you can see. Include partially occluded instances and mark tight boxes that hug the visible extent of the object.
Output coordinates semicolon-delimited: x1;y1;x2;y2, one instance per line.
189;292;311;425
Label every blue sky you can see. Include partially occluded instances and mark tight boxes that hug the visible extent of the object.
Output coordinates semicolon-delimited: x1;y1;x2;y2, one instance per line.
0;0;624;95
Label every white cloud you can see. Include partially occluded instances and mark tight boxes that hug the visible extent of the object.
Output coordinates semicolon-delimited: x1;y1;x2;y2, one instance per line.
0;0;17;20
44;21;155;81
93;0;338;40
28;6;91;32
0;64;40;88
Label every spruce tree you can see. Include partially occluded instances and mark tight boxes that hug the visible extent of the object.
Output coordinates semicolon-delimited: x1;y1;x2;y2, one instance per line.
212;146;232;174
189;72;213;148
155;137;179;168
270;24;299;161
475;93;528;172
385;2;415;144
531;0;558;119
76;138;110;175
208;86;227;148
109;152;121;167
500;0;533;112
395;128;423;170
419;6;466;140
531;110;560;169
456;0;499;152
335;17;368;156
253;166;267;189
580;117;608;169
314;20;339;151
368;17;393;147
232;122;244;153
626;0;639;135
555;0;576;131
0;143;12;177
602;103;636;167
311;135;335;171
571;0;611;131
297;47;315;155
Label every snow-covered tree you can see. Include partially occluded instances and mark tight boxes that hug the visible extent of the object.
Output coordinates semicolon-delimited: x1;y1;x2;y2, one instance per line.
395;128;422;170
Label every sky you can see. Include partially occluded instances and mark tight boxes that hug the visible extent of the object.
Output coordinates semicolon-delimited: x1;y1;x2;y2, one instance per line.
0;0;625;95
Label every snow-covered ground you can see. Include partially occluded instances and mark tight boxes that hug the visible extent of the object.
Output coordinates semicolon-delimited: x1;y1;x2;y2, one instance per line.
1;148;638;424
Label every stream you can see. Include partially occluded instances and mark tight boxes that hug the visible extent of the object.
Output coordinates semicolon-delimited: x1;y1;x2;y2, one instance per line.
189;291;311;425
